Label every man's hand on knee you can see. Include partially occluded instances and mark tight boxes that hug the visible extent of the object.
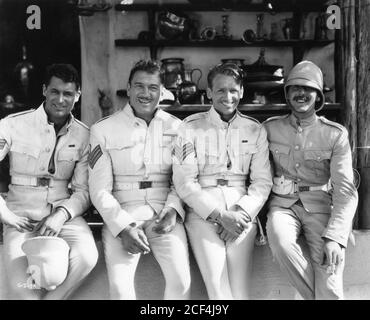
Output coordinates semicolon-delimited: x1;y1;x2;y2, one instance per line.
322;238;344;275
219;210;250;237
35;209;69;237
152;207;177;234
119;225;150;255
217;225;238;242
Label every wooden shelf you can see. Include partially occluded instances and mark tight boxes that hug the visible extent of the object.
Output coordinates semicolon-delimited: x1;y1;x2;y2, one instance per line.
114;3;327;13
158;103;341;113
115;39;333;48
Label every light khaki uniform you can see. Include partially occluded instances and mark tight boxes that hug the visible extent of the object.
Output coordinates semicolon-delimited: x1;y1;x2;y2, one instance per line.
0;104;98;300
172;106;272;299
88;104;190;300
263;113;358;299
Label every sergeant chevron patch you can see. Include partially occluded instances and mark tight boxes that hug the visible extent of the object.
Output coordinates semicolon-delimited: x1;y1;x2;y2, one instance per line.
173;142;194;163
88;144;102;169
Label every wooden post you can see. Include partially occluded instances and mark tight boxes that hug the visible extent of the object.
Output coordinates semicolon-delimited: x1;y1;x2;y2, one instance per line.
338;0;357;159
337;0;359;227
356;0;370;229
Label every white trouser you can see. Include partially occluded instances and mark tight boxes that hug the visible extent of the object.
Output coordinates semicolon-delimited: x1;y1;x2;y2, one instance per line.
3;216;98;300
185;211;257;300
266;204;344;300
102;205;191;300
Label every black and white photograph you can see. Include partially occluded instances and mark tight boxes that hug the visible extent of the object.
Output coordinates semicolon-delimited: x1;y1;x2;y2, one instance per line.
0;0;369;308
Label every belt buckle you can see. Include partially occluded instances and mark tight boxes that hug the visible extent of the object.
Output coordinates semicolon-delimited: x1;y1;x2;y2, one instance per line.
37;177;50;187
298;186;310;192
216;179;228;186
139;181;152;189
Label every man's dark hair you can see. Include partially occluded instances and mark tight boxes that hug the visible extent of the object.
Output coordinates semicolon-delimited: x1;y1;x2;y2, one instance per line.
44;64;81;91
207;63;244;89
128;60;163;85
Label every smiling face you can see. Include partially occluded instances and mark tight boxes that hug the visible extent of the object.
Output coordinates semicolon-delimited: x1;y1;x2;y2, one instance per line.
127;70;162;120
286;85;318;115
207;73;243;121
43;76;80;124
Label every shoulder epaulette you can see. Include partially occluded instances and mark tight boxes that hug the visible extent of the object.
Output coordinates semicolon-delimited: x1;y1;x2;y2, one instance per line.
318;116;345;131
5;109;35;119
158;109;181;122
74;118;89;130
238;113;261;124
166;112;181;122
263;114;289;124
183;112;208;123
95;114;113;124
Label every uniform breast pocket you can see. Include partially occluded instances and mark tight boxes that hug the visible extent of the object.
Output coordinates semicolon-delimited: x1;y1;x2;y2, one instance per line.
107;141;142;175
269;143;291;170
57;149;81;178
238;143;258;173
304;150;331;176
205;145;219;167
159;136;174;173
10;142;41;174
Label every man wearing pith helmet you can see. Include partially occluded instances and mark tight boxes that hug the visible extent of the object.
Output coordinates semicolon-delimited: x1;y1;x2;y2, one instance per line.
263;60;358;299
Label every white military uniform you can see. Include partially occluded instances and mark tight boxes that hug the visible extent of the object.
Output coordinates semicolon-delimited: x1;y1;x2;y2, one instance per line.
172;106;272;299
0;104;98;300
89;103;190;300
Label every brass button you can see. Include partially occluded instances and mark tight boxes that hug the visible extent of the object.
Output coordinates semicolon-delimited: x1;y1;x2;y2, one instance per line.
295;145;299;150
295;163;300;168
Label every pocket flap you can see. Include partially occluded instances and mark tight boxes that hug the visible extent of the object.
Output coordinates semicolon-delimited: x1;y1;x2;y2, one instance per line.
241;143;258;154
304;150;331;161
106;140;135;150
58;150;80;161
159;135;174;147
11;143;41;158
269;143;290;155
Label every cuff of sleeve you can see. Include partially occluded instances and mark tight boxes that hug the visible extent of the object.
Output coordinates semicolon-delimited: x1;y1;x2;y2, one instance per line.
165;203;185;221
236;195;261;221
322;231;348;248
165;194;185;221
184;192;218;220
57;199;85;219
107;210;137;238
55;206;71;221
